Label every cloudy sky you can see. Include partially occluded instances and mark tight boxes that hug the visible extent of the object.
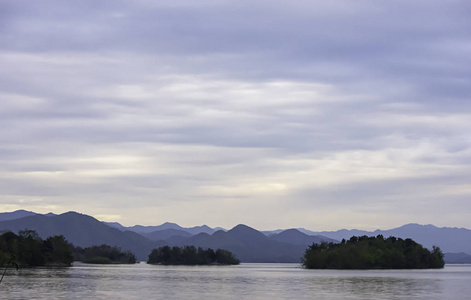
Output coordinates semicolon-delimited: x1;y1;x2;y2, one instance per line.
1;1;470;230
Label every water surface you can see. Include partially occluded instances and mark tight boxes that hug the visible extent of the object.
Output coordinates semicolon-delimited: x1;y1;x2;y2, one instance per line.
2;263;471;299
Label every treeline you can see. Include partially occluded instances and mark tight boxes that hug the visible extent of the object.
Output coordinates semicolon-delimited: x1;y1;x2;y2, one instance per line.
0;230;135;267
148;245;240;265
73;244;136;264
302;235;445;269
1;230;240;267
0;230;73;267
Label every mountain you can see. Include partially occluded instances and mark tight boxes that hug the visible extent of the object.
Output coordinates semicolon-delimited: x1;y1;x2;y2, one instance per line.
104;222;127;231
105;221;215;235
309;224;471;255
141;228;193;241
261;229;284;236
0;210;57;223
263;228;342;241
170;224;308;263
303;228;371;240
444;252;471;264
2;209;471;263
0;212;161;260
270;229;337;245
0;210;37;221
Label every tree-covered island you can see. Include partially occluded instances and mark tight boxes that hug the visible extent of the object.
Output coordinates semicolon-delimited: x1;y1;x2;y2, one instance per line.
0;230;73;267
148;245;240;265
73;244;137;264
302;235;444;269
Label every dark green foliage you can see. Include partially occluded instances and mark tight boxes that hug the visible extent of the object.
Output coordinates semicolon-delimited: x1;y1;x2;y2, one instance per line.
302;235;445;269
0;230;73;267
148;245;240;265
43;235;74;266
73;244;136;264
84;256;112;264
215;249;240;265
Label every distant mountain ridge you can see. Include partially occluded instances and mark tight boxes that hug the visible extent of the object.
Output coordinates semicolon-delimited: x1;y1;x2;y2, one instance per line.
444;252;471;264
172;225;309;262
1;210;470;263
0;210;335;263
141;228;192;241
270;229;336;246
105;221;215;235
0;210;39;221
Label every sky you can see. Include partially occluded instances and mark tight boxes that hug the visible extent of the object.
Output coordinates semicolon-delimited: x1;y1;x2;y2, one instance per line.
1;1;470;231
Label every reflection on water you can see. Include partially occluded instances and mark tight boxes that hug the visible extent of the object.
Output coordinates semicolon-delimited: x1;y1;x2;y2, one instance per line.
1;263;471;299
303;273;442;299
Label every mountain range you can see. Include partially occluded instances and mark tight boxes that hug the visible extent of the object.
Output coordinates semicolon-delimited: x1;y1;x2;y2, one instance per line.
0;210;334;262
1;210;470;263
105;221;216;235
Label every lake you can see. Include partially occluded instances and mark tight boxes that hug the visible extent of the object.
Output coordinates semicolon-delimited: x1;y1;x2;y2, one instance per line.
2;263;471;299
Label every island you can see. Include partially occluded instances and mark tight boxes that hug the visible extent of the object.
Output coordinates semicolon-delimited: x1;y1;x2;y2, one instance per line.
73;244;137;264
0;230;73;267
148;245;240;265
302;235;445;269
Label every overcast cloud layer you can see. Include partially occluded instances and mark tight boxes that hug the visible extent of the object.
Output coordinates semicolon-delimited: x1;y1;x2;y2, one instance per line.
1;1;470;230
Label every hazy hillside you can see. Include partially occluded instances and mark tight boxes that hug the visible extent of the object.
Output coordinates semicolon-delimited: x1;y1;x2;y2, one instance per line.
444;253;471;264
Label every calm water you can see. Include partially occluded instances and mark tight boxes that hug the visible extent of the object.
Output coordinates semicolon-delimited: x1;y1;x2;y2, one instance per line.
1;263;471;299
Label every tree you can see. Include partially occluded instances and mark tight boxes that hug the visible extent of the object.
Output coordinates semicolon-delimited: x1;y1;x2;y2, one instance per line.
43;235;74;266
0;230;74;269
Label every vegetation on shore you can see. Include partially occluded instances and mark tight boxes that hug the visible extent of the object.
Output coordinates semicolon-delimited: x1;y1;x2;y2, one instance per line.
0;230;73;267
302;235;445;269
0;229;137;268
73;244;137;264
148;245;240;265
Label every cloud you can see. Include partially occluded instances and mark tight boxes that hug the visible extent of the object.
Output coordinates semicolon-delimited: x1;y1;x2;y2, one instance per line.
1;0;470;230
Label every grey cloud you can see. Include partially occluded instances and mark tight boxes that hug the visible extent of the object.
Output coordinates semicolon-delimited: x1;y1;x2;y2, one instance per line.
1;0;471;228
